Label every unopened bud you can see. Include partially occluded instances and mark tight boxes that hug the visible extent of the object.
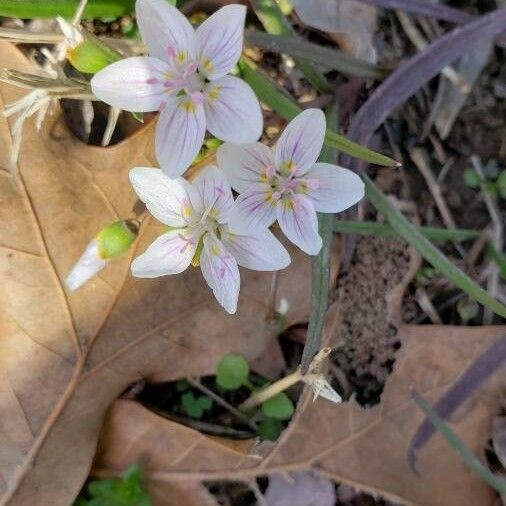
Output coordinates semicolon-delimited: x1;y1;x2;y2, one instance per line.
68;38;122;74
66;220;138;291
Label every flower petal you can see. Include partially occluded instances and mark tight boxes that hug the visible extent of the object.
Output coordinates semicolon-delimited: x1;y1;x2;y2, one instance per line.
136;0;196;64
217;142;275;194
274;108;326;176
155;96;206;178
204;75;263;143
200;233;240;314
66;239;107;291
230;189;277;232
91;56;171;112
276;194;322;255
129;167;191;227
131;229;196;278
196;4;246;80
305;162;365;213
189;166;234;224
220;227;291;271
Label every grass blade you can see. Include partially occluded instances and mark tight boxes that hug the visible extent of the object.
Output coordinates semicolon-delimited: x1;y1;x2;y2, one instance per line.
300;104;338;373
249;0;331;93
0;0;135;18
412;390;506;496
333;220;481;242
239;60;399;168
363;175;506;318
246;32;388;79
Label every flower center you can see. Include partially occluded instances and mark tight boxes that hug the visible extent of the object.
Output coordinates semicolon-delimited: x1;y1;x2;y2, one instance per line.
265;166;319;199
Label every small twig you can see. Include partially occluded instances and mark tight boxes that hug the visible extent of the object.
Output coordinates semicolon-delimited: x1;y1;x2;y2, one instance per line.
238;371;302;412
248;481;268;506
415;287;442;324
186;377;258;431
471;156;503;324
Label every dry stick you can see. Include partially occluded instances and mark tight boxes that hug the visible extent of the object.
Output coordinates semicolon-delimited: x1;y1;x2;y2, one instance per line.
471;156;503;324
396;11;470;93
409;146;465;258
186;377;259;431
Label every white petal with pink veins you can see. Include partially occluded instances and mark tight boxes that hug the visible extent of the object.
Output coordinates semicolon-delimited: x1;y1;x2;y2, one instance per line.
131;229;197;278
306;162;365;213
200;233;240;314
204;76;263;143
196;4;246;80
91;57;171;112
189;166;234;224
220;227;290;271
217;142;275;194
276;193;322;255
231;188;277;232
155;95;206;177
129;167;191;227
136;0;197;65
274;108;326;176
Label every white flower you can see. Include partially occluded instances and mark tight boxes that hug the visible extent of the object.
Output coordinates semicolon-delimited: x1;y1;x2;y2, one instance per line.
66;239;107;290
217;108;365;255
91;0;263;178
129;166;290;314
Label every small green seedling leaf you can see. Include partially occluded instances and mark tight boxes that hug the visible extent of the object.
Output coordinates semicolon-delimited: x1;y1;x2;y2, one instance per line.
75;465;151;506
497;170;506;199
181;391;212;419
258;417;284;441
261;392;294;420
175;379;190;392
463;168;482;188
216;354;249;390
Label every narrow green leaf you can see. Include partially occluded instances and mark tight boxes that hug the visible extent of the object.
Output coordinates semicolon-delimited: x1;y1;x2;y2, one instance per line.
412;390;506;497
333;220;481;242
364;175;506;317
246;32;388;80
239;60;398;168
300;103;337;373
249;0;331;93
0;0;135;19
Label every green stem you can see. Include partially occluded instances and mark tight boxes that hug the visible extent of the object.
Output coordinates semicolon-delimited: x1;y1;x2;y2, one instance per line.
300;103;338;374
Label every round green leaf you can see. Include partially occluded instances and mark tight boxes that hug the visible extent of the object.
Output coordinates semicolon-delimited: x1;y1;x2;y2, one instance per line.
261;392;294;420
258;417;283;441
215;354;249;390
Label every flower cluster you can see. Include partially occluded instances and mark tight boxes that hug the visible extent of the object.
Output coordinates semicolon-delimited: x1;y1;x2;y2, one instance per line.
67;0;365;314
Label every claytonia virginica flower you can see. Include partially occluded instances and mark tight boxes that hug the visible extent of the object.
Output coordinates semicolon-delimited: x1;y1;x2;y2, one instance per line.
129;167;290;314
91;0;263;177
217;108;365;255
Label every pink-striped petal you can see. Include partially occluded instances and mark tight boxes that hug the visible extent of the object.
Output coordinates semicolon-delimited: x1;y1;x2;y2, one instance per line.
204;76;263;143
276;194;322;255
196;4;246;80
129;167;192;227
220;227;290;271
274;108;326;176
91;56;171;112
230;188;277;233
131;228;196;278
305;162;365;213
200;233;240;314
189;166;234;224
136;0;196;65
217;142;275;194
155;96;206;178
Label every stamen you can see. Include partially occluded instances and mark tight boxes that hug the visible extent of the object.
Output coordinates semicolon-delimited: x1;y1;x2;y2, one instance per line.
146;77;159;85
305;177;320;190
183;62;198;79
166;45;176;60
265;165;276;178
189;91;205;104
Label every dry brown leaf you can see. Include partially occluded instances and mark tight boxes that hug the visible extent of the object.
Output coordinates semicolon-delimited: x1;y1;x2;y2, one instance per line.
94;324;506;506
0;42;321;505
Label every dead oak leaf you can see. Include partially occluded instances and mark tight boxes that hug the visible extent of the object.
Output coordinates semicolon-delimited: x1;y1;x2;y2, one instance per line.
0;42;319;506
94;324;506;506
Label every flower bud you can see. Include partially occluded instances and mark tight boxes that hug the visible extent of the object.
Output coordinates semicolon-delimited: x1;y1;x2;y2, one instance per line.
68;38;122;74
66;220;137;291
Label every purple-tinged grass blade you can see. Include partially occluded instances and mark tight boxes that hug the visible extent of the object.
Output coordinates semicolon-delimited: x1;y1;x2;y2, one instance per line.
408;335;506;471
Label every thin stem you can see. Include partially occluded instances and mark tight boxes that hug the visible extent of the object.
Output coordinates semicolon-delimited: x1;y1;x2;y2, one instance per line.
266;270;280;320
186;377;258;431
238;371;302;412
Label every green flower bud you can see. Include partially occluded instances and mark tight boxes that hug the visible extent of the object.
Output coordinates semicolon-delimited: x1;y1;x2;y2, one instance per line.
68;38;122;74
96;220;138;260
